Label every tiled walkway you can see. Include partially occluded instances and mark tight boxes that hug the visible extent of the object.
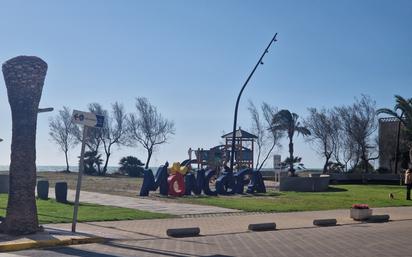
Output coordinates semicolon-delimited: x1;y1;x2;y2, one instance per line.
48;189;241;216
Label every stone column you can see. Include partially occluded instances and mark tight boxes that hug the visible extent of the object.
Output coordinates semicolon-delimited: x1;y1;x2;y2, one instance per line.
1;56;47;235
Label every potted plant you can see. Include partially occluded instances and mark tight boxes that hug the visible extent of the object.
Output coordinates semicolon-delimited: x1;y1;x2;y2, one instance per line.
350;204;372;220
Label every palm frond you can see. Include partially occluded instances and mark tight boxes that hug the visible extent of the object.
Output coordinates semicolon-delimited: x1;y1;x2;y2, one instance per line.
376;108;401;119
296;126;311;136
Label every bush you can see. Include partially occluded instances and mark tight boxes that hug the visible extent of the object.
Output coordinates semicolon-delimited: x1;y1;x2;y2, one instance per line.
119;156;145;177
350;160;375;173
80;151;103;175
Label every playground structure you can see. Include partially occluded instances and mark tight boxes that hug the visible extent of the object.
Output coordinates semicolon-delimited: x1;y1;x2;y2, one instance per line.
192;128;257;171
140;128;266;197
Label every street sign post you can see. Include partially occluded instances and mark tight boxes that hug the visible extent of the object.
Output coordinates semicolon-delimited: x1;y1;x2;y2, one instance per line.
71;110;105;232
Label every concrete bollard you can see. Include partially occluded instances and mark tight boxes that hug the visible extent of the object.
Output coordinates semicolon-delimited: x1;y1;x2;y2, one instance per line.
248;222;276;231
166;227;200;237
313;219;337;226
367;215;390;223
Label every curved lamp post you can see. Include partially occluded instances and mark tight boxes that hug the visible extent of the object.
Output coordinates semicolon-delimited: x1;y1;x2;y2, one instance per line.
229;34;278;172
394;112;404;175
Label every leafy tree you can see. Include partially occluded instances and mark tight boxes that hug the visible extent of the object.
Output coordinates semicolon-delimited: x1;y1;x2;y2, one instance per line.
304;108;340;174
119;156;145;177
248;101;283;171
377;95;412;166
270;110;310;176
49;106;78;172
127;97;175;169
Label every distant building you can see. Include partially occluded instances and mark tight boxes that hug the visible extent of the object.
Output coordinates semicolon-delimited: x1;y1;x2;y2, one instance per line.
378;117;409;173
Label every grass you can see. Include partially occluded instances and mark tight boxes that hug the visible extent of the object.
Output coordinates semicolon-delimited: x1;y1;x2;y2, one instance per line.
35;172;144;197
173;184;412;212
0;194;173;224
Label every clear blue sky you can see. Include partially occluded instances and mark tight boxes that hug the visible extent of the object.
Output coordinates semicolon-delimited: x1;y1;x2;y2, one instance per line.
1;0;411;168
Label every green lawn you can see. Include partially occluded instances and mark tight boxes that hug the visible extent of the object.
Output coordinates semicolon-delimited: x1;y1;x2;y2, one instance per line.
175;185;412;212
0;194;173;224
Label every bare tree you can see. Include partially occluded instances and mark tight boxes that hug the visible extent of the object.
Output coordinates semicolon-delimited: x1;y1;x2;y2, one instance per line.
127;97;175;169
100;102;127;174
248;101;282;171
338;132;357;172
49;106;79;172
336;95;378;173
305;108;340;174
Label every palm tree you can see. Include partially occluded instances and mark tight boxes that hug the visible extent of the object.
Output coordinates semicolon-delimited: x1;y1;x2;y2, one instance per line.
0;56;47;235
377;95;412;165
271;110;311;176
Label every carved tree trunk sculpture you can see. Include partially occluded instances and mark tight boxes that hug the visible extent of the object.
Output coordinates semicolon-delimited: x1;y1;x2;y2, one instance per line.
0;56;47;235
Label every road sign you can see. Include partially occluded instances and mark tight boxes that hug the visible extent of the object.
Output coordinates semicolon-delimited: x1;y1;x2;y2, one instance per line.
72;110;105;128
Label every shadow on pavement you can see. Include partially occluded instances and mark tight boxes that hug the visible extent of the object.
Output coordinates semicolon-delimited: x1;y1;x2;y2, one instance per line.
105;241;201;257
45;247;121;257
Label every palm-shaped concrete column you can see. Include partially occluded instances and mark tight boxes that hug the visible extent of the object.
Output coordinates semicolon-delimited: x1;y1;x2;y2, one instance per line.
1;56;47;235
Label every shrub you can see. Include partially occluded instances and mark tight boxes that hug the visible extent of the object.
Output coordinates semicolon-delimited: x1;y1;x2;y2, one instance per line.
119;156;145;177
80;151;103;175
350;160;375;173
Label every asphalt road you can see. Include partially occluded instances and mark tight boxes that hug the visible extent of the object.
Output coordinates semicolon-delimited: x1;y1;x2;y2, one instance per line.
3;220;412;257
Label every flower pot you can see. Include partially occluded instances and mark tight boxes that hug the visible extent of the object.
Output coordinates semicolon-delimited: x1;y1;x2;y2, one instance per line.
350;208;372;221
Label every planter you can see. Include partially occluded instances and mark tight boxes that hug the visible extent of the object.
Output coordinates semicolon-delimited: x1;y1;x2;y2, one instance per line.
350;208;372;221
279;175;330;192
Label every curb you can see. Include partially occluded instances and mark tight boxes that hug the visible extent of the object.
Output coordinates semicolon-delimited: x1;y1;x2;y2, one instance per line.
0;236;106;252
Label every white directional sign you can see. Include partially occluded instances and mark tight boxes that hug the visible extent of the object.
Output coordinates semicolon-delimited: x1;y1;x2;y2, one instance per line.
71;109;105;232
72;110;105;128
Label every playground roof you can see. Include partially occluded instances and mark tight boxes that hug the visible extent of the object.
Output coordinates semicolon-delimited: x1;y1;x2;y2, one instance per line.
221;128;258;139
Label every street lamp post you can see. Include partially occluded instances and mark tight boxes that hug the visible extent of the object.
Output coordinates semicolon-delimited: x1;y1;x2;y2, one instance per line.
394;112;404;175
229;34;278;173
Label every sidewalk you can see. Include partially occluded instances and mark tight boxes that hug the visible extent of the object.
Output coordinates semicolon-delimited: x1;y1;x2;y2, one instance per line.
1;206;411;253
45;206;412;240
48;188;240;216
0;228;104;252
